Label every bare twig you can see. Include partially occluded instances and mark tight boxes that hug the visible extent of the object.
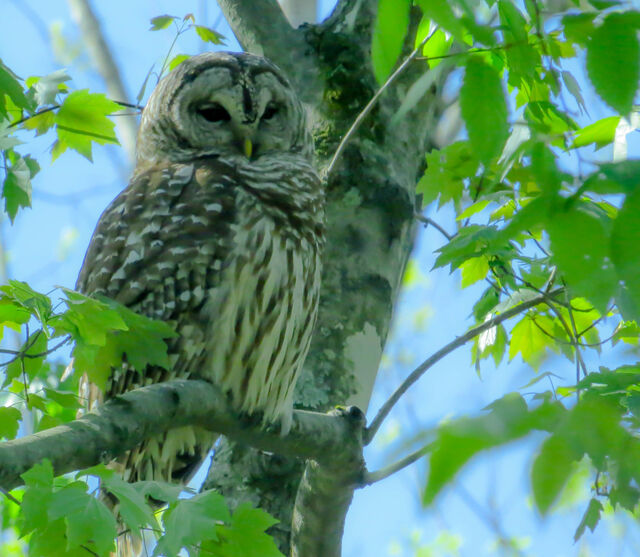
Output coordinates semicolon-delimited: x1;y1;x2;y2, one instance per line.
363;442;434;485
0;486;20;505
365;288;565;444
8;100;142;129
326;27;439;176
415;214;452;240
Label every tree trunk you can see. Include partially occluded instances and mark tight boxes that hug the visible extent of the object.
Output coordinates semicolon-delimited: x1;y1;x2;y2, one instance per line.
207;0;446;553
279;0;317;27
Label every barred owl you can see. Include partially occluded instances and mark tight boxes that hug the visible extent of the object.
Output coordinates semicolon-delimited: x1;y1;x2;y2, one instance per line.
76;52;324;488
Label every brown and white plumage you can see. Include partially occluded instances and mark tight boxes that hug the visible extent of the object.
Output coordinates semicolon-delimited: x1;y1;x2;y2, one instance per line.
76;52;323;488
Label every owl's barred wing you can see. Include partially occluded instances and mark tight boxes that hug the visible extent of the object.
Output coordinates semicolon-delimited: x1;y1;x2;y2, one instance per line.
76;160;241;484
77;162;236;313
77;161;240;402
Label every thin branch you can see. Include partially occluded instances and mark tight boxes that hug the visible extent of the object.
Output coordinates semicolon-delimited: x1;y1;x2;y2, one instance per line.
363;442;434;485
0;486;20;505
365;288;565;444
67;0;138;162
415;38;544;63
415;214;452;240
8;105;59;128
8;100;142;129
326;28;438;177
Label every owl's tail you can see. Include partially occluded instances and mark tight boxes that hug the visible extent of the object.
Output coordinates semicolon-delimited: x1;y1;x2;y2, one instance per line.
114;531;141;557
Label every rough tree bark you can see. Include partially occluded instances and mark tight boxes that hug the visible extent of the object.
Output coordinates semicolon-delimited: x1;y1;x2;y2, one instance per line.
207;1;446;554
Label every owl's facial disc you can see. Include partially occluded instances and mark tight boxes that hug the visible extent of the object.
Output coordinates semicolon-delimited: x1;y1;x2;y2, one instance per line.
136;52;311;165
171;66;298;159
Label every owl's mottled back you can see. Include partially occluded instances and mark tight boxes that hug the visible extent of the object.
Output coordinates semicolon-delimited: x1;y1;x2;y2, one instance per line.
77;52;323;506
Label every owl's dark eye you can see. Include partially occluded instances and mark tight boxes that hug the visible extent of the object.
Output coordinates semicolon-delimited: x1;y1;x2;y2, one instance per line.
197;103;231;123
262;103;279;120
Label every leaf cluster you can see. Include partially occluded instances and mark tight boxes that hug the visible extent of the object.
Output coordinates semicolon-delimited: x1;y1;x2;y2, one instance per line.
372;0;640;543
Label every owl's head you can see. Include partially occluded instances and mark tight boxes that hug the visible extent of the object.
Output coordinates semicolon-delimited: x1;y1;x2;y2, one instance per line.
136;52;311;165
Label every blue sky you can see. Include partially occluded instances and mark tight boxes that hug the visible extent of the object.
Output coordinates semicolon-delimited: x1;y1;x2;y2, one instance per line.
2;1;640;556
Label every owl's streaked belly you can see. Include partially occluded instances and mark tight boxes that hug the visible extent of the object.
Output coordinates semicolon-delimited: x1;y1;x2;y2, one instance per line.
204;208;321;428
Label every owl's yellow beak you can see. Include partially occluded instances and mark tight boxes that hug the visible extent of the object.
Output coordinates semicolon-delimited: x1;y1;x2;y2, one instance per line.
243;138;253;158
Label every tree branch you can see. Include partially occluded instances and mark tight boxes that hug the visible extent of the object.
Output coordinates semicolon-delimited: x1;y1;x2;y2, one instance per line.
291;407;365;557
216;0;298;62
67;0;137;163
363;441;434;485
365;288;566;444
0;379;361;491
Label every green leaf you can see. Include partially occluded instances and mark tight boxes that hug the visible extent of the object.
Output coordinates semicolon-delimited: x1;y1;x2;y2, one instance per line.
563;14;596;46
101;473;158;532
22;109;56;136
66;496;116;555
531;434;579;513
525;101;577;136
0;407;21;440
155;491;230;556
208;503;283;557
0;280;52;327
547;205;616;312
424;394;563;504
29;69;71;106
194;25;225;45
4;331;48;387
43;388;81;412
421;28;453;68
168;54;190;72
586;13;640;114
611;189;640;320
20;460;54;536
498;0;527;42
434;225;500;271
574;498;603;541
473;287;500;320
417;142;478;208
70;294;175;391
416;0;465;42
460;256;489;288
530;143;564;194
498;0;539;79
0;122;22;150
132;480;183;504
612;320;640;346
460;58;509;163
573;116;620;149
56;288;128;345
0;61;33;120
3;156;32;222
53;90;120;161
47;481;117;556
508;314;550;368
149;15;177;31
456;199;490;221
371;0;411;84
